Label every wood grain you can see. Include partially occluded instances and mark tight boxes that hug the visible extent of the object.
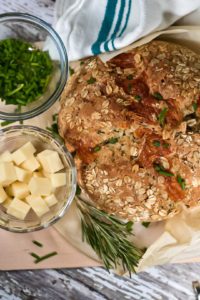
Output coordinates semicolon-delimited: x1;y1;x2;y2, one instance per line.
0;0;199;299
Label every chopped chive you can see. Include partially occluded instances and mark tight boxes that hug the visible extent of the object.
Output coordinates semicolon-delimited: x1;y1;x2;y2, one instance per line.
142;222;150;228
30;252;40;260
127;83;132;92
177;175;186;190
154;164;174;177
153;140;160;147
134;95;142;102
76;185;81;196
158;108;168;127
80;61;84;65
107;137;118;144
163;142;170;148
34;251;58;264
32;240;43;248
93;145;101;152
87;76;96;84
127;74;133;80
0;120;15;126
52;113;58;121
153;92;163;100
69;66;74;76
0;38;53;106
193;102;198;112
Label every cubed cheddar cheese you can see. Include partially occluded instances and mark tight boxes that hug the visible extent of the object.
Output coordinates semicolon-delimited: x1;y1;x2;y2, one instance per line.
0;186;7;203
26;195;50;217
15;166;31;182
12;142;36;165
43;194;58;207
0;162;17;186
21;156;40;172
10;182;29;199
50;173;67;188
7;198;31;220
37;150;64;173
3;197;12;209
28;177;52;196
0;151;12;162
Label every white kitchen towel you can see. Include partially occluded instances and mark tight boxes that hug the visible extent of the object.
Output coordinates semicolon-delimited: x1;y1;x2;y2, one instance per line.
54;0;200;61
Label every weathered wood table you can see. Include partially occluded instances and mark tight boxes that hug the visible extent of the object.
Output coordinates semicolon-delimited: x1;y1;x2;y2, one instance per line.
0;1;200;299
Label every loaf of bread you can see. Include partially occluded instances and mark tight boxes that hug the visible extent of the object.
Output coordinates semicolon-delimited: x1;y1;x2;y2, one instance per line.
59;40;200;221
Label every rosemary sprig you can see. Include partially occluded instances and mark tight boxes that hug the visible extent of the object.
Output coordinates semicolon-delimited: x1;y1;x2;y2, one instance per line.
77;199;143;276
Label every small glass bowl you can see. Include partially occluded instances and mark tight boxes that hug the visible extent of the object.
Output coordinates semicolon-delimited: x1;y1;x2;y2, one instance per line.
0;125;76;233
0;12;68;121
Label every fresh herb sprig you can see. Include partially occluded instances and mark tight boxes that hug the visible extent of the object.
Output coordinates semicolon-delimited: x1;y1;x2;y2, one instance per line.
77;199;143;276
0;38;53;106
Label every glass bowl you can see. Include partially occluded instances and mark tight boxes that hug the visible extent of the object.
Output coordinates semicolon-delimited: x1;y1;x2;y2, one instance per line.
0;125;76;233
0;12;68;121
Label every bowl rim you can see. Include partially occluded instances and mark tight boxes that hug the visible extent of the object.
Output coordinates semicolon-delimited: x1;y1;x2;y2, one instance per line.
0;12;68;121
0;125;77;233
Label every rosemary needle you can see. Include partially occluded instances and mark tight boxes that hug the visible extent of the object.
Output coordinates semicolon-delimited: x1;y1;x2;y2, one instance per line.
30;252;40;260
33;252;58;264
77;199;143;276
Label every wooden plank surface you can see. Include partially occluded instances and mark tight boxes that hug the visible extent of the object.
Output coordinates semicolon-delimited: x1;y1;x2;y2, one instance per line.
0;0;200;299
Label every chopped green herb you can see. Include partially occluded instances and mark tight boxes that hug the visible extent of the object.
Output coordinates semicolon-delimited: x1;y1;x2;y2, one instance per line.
134;95;142;102
69;66;74;76
34;251;58;264
87;76;96;84
153;140;160;147
158;108;168;127
154;164;174;177
153;92;163;100
80;61;84;65
142;222;150;228
127;83;132;92
163;142;170;148
193;102;198;112
46;123;59;135
127;74;133;80
0;120;15;127
177;175;186;190
30;252;40;260
32;240;43;248
93;145;101;152
0;38;53;106
76;185;81;196
52;113;58;122
107;137;118;144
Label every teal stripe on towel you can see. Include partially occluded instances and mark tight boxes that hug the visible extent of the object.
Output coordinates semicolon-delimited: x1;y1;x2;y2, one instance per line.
110;0;126;50
118;0;132;37
91;0;117;55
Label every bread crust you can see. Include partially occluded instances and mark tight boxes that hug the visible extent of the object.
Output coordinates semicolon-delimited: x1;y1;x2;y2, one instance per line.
59;40;200;221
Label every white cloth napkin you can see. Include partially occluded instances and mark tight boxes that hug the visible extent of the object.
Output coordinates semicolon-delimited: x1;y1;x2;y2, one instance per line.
54;0;200;61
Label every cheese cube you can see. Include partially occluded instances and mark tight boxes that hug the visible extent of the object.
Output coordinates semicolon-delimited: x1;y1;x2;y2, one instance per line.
26;195;50;217
10;182;29;199
21;156;40;172
3;197;12;209
33;172;43;177
5;185;14;197
0;162;17;186
12;142;36;165
50;173;67;188
28;177;52;196
37;150;64;173
0;151;12;162
43;194;58;207
7;197;31;220
0;186;7;203
15;166;31;182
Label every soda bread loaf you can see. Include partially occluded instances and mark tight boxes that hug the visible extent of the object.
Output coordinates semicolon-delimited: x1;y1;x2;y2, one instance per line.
59;40;200;221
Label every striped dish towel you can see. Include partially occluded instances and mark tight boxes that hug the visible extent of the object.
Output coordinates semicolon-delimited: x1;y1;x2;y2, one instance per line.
54;0;200;61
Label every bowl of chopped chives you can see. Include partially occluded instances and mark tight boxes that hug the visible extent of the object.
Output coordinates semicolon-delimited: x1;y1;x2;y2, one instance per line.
0;13;68;121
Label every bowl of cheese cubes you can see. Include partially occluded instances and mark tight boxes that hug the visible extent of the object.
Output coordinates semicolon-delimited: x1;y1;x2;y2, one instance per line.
0;125;76;232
